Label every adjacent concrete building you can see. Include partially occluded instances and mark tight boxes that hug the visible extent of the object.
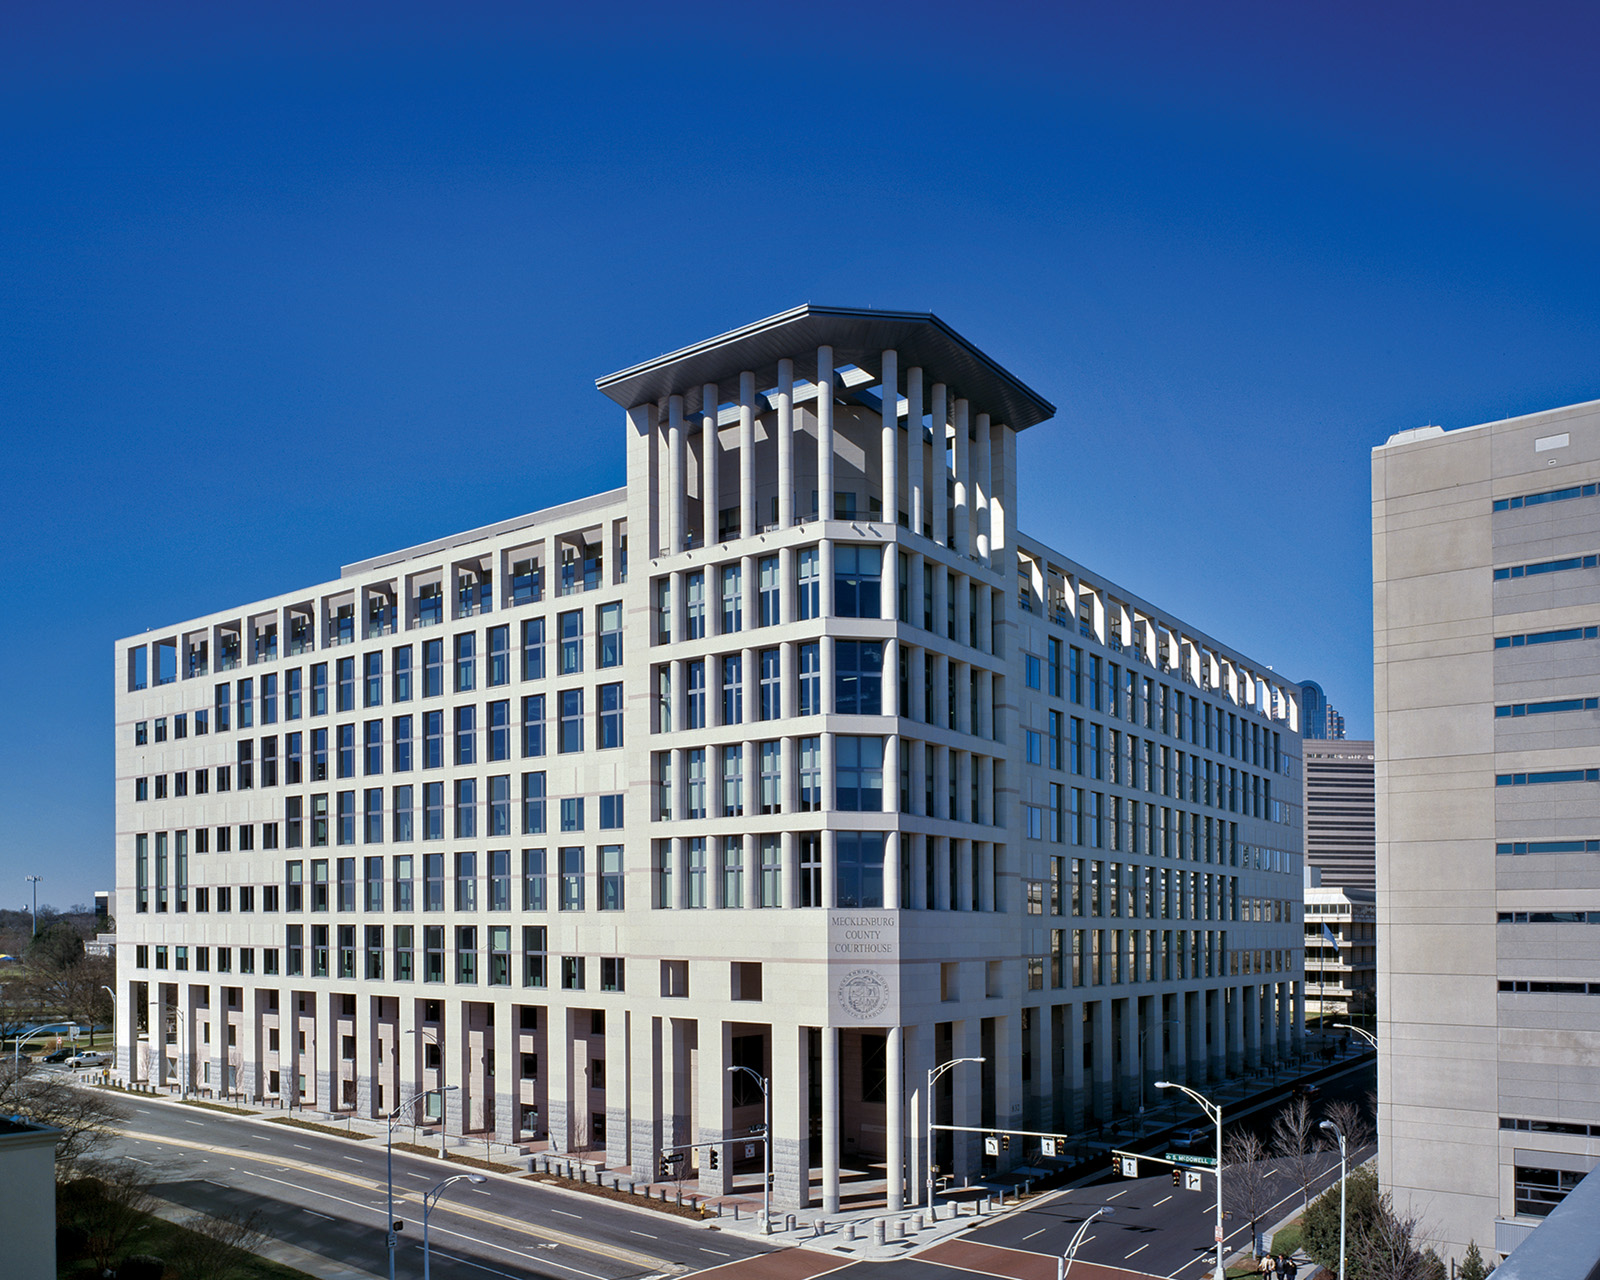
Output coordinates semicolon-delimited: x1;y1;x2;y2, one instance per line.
115;306;1306;1212
0;1117;59;1280
1303;739;1375;893
1373;400;1600;1259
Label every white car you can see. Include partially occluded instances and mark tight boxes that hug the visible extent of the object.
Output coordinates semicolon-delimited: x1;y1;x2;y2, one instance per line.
65;1051;109;1068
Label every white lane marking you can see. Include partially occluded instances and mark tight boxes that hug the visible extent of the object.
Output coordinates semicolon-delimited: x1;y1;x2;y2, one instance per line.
343;1156;363;1163
1023;1228;1046;1241
305;1210;334;1221
1154;1194;1173;1206
405;1171;431;1180
184;1120;205;1127
127;1157;154;1165
420;1228;604;1280
1108;1189;1128;1199
552;1209;582;1218
630;1230;657;1238
701;1248;731;1256
1127;1244;1151;1259
293;1143;314;1151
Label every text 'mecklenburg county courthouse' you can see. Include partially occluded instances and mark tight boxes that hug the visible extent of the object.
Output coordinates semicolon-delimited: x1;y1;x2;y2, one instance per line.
114;306;1306;1212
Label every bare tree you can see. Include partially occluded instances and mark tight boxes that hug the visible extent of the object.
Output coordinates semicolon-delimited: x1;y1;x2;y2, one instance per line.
61;1159;160;1275
1272;1096;1322;1211
0;1060;127;1174
1323;1097;1375;1153
169;1207;269;1280
1350;1193;1446;1280
1224;1128;1278;1256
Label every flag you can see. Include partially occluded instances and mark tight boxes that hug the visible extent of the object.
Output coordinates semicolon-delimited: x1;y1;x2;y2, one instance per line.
1320;924;1341;952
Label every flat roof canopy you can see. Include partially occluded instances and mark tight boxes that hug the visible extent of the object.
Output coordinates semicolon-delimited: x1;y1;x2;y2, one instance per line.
596;304;1056;431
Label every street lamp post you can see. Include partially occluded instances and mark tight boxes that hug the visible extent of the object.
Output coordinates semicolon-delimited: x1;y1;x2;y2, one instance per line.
12;1023;80;1075
727;1065;771;1235
1332;1022;1376;1050
422;1173;487;1280
387;1085;457;1280
926;1056;985;1215
1156;1080;1224;1280
1058;1206;1115;1280
25;876;42;936
1320;1120;1347;1280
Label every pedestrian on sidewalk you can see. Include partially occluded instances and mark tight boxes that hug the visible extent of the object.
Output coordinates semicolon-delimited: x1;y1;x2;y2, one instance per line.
1284;1256;1298;1280
1261;1252;1277;1279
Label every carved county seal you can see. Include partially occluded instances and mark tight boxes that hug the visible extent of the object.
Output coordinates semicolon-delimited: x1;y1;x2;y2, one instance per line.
836;967;890;1020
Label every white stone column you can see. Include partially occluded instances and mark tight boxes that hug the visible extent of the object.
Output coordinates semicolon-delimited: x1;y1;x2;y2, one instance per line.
994;422;1016;585
548;1005;572;1152
739;370;757;539
630;1014;663;1181
821;827;838;905
698;1017;731;1195
668;394;686;554
880;349;898;525
883;827;901;910
952;398;970;556
904;1022;931;1206
495;999;516;1142
930;383;948;548
356;993;377;1117
776;359;795;528
702;384;720;549
886;1024;905;1210
605;1008;630;1168
933;834;950;910
953;1018;982;1182
822;1025;840;1213
627;403;660;559
816;347;834;524
974;411;991;562
773;1024;810;1209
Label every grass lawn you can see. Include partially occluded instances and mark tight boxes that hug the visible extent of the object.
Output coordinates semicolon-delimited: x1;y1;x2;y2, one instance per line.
59;1212;317;1280
1273;1222;1304;1256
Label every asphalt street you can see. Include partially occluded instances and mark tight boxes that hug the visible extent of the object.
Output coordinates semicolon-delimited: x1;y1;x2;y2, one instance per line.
107;1094;776;1280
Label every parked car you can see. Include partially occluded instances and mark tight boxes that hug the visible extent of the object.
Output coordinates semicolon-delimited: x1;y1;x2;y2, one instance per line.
1293;1083;1323;1101
1174;1126;1214;1149
42;1047;74;1064
65;1051;109;1068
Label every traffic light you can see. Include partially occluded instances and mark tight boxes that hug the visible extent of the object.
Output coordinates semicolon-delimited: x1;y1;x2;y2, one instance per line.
1002;1134;1011;1151
659;1154;675;1180
1172;1167;1183;1187
709;1146;720;1170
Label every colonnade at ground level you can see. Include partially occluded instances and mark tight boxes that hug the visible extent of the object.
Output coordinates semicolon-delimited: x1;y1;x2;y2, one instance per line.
118;977;1301;1210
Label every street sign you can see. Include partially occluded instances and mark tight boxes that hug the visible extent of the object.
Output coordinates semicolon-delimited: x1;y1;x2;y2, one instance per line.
1187;1172;1205;1192
984;1136;1000;1156
1120;1157;1138;1177
1214;1225;1224;1243
1169;1151;1219;1166
1042;1138;1058;1158
745;1143;756;1160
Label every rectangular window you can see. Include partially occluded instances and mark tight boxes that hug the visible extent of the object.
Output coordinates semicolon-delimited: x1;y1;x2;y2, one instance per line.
686;748;707;819
759;647;781;720
759;740;782;815
522;772;547;835
758;555;780;626
364;651;383;707
687;837;707;907
559;610;583;674
598;682;623;748
722;744;744;817
721;563;743;633
797;548;820;620
334;658;353;713
522;695;546;757
799;736;822;812
422;639;443;698
487;625;510;687
561;797;585;832
600;845;624;911
722;655;743;725
455;778;477;838
685;570;706;639
392;645;412;702
489;924;511;986
523;925;548;987
392;785;414;843
598;603;622;668
424;781;444;840
799;833;822;907
559;689;583;753
760;835;782;907
522;848;547;911
512;557;542;605
834;545;882;618
454;632;476;692
835;640;884;715
687;659;706;729
560;847;585;911
489;848;511;911
455;851;478;911
798;642;821;715
392;715;413;772
454;704;476;765
836;736;885;811
521;618;546;679
488;773;511;836
722;836;743;907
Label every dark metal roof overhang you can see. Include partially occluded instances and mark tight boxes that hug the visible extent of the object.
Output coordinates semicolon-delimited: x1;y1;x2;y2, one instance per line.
595;304;1056;431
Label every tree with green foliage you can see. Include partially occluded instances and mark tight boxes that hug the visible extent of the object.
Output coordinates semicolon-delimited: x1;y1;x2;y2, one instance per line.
1302;1165;1382;1274
1459;1241;1493;1280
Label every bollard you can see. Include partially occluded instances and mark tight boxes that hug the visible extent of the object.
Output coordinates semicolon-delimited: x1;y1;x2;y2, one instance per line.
916;1212;925;1231
847;1222;858;1241
785;1213;797;1231
895;1219;905;1240
873;1220;886;1246
733;1203;740;1221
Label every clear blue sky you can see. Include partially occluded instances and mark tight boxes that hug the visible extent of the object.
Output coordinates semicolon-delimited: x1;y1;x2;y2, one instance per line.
4;1;1598;911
